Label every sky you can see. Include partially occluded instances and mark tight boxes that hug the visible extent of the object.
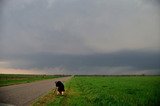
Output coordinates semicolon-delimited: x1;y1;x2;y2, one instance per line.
0;0;160;75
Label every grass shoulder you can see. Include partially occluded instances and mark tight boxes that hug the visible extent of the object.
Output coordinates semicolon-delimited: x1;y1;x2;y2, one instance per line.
32;77;73;106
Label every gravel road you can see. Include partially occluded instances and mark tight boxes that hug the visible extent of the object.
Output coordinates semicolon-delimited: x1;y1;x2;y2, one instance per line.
0;76;72;106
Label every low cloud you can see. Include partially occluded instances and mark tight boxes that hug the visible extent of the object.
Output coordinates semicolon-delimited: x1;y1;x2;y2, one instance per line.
1;50;159;75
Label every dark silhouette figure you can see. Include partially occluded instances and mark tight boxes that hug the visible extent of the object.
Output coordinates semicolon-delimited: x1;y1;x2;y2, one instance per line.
55;81;65;95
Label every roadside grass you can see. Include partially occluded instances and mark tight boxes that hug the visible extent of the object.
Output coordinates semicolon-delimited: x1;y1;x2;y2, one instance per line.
46;76;160;106
32;79;72;106
32;89;57;106
0;74;65;87
47;80;74;106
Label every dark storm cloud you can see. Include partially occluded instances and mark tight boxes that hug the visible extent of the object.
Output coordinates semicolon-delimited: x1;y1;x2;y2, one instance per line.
1;50;160;74
0;0;160;74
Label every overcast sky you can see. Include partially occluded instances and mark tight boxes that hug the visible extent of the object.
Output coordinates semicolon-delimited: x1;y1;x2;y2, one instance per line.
0;0;160;75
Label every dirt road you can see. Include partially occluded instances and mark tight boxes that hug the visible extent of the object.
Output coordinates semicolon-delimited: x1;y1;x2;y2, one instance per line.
0;76;72;106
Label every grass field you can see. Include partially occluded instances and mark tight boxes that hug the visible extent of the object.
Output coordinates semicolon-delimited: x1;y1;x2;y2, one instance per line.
41;76;160;106
0;74;64;87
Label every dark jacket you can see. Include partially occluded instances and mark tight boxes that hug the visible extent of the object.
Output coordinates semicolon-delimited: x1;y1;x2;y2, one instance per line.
55;81;65;92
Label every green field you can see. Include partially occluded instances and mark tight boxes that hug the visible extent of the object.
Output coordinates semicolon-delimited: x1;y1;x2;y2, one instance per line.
44;76;160;106
0;74;64;87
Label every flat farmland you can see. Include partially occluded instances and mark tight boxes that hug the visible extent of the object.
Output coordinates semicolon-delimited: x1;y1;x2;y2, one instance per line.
47;76;160;106
0;74;64;87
